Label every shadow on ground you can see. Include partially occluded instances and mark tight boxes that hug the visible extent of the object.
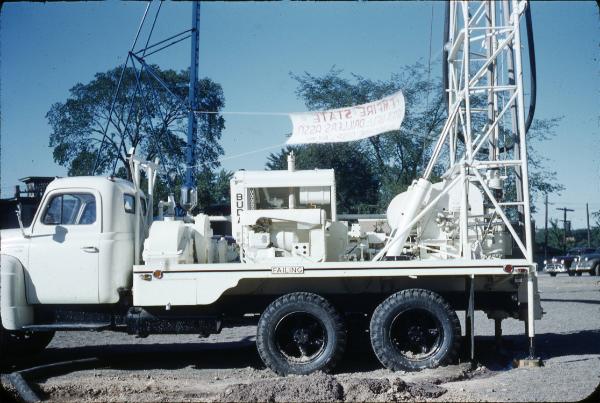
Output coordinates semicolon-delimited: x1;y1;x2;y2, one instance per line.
1;337;262;376
473;329;600;372
2;329;598;380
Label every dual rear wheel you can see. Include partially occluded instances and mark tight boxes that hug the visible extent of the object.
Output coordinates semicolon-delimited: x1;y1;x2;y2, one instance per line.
369;289;461;371
256;289;460;375
256;292;346;375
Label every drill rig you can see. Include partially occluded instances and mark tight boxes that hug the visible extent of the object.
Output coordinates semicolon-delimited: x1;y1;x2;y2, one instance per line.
1;0;542;375
132;0;544;369
141;0;542;368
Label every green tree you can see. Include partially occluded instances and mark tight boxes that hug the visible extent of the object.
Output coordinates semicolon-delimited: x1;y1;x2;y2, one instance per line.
521;118;565;208
151;168;233;215
46;65;226;195
196;168;233;208
266;144;380;214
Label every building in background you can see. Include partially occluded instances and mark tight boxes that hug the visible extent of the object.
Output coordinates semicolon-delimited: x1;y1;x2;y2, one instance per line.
0;176;56;229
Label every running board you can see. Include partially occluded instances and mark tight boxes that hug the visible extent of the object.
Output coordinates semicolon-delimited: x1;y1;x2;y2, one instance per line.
21;323;112;331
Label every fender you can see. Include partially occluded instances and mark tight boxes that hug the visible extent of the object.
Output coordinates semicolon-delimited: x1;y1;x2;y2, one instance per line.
1;254;34;330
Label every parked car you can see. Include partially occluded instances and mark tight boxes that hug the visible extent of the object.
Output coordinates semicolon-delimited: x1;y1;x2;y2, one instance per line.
543;247;596;277
574;248;600;276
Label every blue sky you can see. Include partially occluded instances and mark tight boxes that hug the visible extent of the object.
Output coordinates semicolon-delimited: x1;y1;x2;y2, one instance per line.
1;1;598;229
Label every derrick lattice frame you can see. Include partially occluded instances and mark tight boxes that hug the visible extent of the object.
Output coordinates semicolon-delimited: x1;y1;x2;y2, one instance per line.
399;0;533;262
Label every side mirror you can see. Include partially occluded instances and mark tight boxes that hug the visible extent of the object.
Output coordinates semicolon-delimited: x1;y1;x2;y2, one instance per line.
15;203;30;238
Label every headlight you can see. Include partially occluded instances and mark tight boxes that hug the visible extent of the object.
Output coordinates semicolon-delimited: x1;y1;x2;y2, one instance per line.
560;259;565;264
585;257;589;261
543;260;547;264
552;258;557;263
575;257;579;262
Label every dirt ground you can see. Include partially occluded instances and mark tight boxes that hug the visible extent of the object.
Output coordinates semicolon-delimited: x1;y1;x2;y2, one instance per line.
2;273;599;402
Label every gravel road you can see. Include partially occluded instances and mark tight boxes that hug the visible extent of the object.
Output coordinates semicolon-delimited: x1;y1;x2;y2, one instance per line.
2;273;599;402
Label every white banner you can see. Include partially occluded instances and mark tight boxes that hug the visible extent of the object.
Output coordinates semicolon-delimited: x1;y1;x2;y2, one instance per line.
287;90;405;145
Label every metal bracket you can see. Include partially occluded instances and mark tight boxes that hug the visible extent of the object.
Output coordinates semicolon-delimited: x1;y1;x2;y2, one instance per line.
465;274;475;361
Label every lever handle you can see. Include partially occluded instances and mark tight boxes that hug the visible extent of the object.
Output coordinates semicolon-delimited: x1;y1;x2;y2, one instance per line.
81;246;99;253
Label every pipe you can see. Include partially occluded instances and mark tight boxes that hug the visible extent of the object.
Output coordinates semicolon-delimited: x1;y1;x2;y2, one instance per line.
6;358;101;403
184;1;200;191
527;270;536;358
7;372;40;403
287;152;296;209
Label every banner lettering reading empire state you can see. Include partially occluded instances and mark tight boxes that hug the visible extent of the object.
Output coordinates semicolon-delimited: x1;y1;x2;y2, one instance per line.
287;91;405;145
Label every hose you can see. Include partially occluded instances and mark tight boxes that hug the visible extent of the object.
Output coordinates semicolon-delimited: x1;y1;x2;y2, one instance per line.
524;2;537;133
4;358;101;403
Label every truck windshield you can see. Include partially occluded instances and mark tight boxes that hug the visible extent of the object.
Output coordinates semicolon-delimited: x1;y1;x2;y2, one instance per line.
43;193;96;225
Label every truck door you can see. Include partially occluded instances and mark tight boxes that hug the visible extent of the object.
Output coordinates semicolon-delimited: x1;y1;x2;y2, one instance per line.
26;190;101;304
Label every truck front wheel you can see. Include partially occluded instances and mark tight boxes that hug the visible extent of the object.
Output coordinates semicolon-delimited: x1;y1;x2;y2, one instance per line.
370;289;461;372
256;292;346;375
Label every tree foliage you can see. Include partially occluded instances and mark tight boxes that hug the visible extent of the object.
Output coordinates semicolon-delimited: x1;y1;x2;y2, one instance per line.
46;64;229;210
46;66;223;176
266;144;380;214
524;118;566;205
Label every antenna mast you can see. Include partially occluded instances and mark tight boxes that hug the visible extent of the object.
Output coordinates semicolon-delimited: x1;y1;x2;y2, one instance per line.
182;1;201;212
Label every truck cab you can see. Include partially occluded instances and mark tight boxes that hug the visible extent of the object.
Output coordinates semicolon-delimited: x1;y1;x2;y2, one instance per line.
1;176;144;329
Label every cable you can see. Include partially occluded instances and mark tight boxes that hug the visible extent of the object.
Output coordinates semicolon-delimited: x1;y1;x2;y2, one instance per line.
193;110;293;117
141;1;163;57
92;1;152;175
524;2;537;134
190;143;287;168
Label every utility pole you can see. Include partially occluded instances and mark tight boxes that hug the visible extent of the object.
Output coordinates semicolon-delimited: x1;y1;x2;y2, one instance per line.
544;194;548;260
556;207;575;252
586;203;591;247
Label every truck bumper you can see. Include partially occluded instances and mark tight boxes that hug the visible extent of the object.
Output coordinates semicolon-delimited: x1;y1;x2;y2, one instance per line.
574;264;592;273
543;264;566;274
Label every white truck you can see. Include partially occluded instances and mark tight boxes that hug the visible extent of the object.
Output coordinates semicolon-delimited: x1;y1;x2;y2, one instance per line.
1;0;542;375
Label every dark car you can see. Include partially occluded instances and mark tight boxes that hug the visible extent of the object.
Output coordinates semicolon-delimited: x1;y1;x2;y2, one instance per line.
543;247;596;277
574;248;600;276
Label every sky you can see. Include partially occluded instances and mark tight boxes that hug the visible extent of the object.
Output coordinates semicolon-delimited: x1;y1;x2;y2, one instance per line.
1;1;598;229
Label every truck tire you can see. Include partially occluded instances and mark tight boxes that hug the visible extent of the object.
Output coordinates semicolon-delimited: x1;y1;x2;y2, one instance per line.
0;327;54;358
549;273;557;277
0;273;54;358
576;272;582;277
256;292;346;375
370;289;461;372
